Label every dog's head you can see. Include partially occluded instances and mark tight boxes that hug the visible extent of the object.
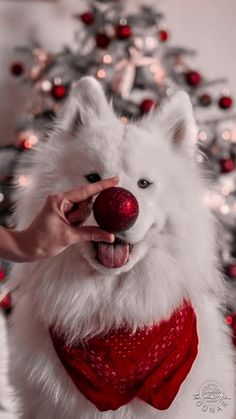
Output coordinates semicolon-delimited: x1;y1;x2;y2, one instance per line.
34;77;200;276
15;77;207;280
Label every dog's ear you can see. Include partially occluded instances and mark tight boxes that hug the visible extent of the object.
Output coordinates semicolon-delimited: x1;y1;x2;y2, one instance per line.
158;91;197;152
57;77;113;132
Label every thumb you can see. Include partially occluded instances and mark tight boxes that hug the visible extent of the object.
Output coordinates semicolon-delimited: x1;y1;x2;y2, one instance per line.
72;226;115;243
62;200;74;215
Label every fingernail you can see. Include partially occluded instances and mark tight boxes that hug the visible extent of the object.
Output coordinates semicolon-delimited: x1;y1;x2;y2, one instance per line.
107;234;115;242
64;203;70;210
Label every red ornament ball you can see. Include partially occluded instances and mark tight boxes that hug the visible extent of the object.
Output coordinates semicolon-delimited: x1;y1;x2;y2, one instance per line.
158;29;169;42
96;32;111;49
185;70;202;87
0;269;6;281
224;264;236;278
0;293;12;315
51;84;68;101
80;11;94;25
93;187;139;233
140;98;156;114
218;95;233;110
231;314;236;346
3;175;14;184
10;62;24;77
220;157;235;173
116;24;132;40
198;93;212;107
225;313;236;346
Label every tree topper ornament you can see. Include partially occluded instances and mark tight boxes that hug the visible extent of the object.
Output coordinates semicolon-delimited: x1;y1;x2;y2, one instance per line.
112;46;165;98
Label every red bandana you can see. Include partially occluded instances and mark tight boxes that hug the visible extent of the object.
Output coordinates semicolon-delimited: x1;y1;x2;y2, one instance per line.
50;300;198;412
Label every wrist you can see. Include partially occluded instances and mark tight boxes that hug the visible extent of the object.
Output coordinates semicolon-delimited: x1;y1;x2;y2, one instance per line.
10;229;39;262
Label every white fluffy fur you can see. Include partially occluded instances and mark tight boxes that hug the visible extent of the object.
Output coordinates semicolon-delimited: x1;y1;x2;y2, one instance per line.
6;77;236;418
0;313;18;418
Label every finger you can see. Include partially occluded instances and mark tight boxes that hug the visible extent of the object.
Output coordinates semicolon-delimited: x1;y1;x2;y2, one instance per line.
63;176;119;204
62;197;93;216
76;226;115;243
63;201;74;213
66;200;92;224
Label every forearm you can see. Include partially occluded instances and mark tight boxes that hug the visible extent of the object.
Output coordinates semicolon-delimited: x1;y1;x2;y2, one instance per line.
0;226;35;263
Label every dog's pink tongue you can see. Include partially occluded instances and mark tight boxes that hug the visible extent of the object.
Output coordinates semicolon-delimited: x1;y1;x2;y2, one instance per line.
98;243;129;268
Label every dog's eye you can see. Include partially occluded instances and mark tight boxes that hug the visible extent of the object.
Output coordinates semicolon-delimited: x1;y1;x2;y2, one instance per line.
138;178;152;189
85;173;101;183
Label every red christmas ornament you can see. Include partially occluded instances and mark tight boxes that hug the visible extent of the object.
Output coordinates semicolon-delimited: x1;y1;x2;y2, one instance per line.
230;314;236;346
185;71;202;87
225;313;236;346
80;11;94;25
116;24;132;40
0;269;6;281
218;95;233;110
158;29;169;42
220;157;235;173
224;264;236;278
140;99;156;114
10;62;24;77
0;293;12;315
225;315;233;325
51;84;68;101
3;175;14;184
96;33;111;49
198;93;212;107
93;187;139;233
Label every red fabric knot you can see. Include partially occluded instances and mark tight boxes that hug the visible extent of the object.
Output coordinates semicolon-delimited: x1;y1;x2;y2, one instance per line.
49;300;198;411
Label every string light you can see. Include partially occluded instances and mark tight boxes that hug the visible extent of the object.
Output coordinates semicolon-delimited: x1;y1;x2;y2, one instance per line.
97;69;106;79
198;130;208;141
54;77;62;85
18;175;28;187
41;80;52;93
222;130;232;141
103;54;112;64
220;178;234;196
220;205;229;215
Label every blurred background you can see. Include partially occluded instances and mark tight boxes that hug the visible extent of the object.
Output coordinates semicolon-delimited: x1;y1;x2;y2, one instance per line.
1;0;236;144
0;0;236;338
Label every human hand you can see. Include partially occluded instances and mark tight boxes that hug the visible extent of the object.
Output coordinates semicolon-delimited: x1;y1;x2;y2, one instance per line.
14;177;119;261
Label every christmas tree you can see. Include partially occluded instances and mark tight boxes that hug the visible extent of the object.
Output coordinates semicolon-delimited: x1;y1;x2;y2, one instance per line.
0;0;236;337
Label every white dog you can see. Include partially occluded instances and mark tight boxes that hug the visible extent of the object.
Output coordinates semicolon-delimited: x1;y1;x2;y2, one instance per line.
7;77;235;418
